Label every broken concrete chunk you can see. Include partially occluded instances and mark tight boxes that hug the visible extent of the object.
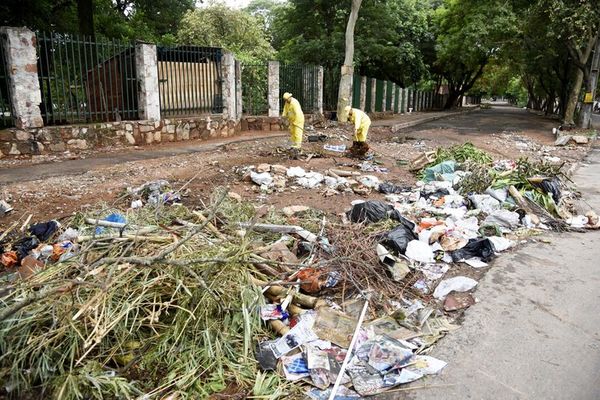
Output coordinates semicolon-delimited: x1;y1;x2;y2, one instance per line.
554;135;572;146
282;205;310;217
270;164;288;175
572;135;589;144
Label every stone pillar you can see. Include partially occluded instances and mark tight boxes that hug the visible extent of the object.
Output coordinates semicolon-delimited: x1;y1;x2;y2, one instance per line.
391;83;396;113
135;43;160;121
317;66;324;115
398;88;404;113
268;61;280;117
360;76;366;111
381;81;387;112
370;80;376;113
235;60;242;121
0;27;43;128
221;52;236;121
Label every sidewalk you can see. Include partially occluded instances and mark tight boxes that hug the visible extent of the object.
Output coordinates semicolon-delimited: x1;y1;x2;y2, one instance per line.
0;109;476;185
390;149;600;400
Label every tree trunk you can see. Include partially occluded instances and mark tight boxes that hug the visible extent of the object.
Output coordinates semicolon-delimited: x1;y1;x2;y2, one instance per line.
77;0;95;39
337;0;362;122
579;36;600;128
564;67;584;125
565;32;598;125
443;91;461;109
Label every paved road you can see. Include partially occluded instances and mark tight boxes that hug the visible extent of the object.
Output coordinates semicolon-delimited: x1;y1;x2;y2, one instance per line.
395;121;600;400
405;104;558;136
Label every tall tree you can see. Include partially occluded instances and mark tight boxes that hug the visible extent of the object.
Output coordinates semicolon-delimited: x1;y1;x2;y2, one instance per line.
337;0;362;121
540;0;600;125
433;0;516;108
77;0;95;38
177;4;275;62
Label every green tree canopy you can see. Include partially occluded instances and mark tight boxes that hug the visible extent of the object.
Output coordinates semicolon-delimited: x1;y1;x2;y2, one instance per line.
177;3;275;62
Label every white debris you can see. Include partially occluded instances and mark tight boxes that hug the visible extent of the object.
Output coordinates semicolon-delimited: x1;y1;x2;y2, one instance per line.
251;171;274;187
405;240;434;263
286;166;307;178
433;276;478;299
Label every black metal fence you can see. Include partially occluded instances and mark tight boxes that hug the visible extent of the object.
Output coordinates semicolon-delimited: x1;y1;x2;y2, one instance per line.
0;36;13;128
241;63;268;115
323;66;339;111
36;32;138;125
157;46;223;117
279;64;319;113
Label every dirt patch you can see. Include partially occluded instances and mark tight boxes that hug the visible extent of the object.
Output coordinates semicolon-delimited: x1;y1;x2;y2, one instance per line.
0;107;591;227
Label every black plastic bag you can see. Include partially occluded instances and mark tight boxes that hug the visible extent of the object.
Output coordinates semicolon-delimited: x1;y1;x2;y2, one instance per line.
382;224;417;255
13;236;40;260
378;182;412;194
347;201;394;224
420;188;450;199
539;177;561;203
29;220;59;241
451;238;495;262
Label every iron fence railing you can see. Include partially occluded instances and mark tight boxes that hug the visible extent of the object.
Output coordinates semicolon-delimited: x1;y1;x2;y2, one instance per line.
241;62;268;115
323;66;340;111
0;34;14;128
157;45;223;117
36;32;138;125
279;64;319;113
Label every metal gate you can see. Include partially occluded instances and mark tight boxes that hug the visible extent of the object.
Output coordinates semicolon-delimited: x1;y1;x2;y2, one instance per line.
0;35;13;128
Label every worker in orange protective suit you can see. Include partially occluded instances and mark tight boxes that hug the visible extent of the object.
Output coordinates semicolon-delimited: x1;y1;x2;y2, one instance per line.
345;106;371;157
281;92;304;151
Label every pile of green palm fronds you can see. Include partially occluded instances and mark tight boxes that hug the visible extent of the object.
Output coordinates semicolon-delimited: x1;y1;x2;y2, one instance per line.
431;142;493;166
0;189;293;400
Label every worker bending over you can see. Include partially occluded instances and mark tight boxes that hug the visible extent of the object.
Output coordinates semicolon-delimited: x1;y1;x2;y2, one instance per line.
282;92;304;150
345;106;371;157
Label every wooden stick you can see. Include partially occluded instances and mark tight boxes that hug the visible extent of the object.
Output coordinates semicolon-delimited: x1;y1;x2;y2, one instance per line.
192;211;227;240
85;218;127;229
0;221;19;242
329;168;360;177
328;298;369;400
20;214;33;232
240;222;317;243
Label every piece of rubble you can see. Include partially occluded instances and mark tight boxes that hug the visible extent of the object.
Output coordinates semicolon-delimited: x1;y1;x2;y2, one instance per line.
554;135;572;146
572;135;589;144
257;163;271;173
270;164;287;175
282;205;310;217
443;292;476;311
228;191;242;202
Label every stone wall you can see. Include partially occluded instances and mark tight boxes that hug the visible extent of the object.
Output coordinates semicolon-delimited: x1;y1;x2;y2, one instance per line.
0;117;240;157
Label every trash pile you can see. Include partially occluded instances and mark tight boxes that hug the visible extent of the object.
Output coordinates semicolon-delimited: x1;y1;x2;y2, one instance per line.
1;142;597;399
240;163;398;197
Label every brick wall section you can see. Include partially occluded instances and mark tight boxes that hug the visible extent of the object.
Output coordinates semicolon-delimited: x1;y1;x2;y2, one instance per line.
0;117;240;156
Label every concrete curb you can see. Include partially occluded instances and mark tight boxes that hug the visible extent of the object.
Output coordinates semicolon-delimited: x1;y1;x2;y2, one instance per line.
390;107;481;132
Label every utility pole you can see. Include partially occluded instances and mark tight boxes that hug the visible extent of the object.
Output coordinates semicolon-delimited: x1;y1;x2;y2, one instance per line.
580;36;600;129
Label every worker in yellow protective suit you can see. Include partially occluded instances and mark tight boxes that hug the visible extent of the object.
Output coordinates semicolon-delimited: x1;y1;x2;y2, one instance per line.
345;106;371;157
282;92;304;150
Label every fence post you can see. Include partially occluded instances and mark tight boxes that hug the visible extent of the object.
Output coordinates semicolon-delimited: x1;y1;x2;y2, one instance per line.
391;83;396;113
221;51;237;121
0;27;43;129
360;76;366;111
370;80;376;113
267;61;280;117
135;43;160;121
235;60;242;121
381;81;387;112
317;66;324;115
